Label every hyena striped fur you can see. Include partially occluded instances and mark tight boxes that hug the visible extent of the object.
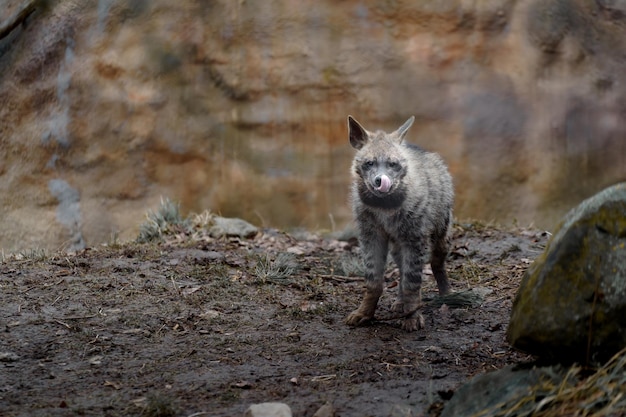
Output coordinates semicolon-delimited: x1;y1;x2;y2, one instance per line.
345;115;454;332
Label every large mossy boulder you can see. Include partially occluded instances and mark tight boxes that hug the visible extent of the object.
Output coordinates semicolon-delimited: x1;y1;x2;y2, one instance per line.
507;183;626;364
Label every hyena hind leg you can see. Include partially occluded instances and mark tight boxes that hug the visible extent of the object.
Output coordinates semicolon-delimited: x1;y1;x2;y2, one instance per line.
431;233;451;295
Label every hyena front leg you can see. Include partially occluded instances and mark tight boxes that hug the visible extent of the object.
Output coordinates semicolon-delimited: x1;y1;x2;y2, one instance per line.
345;231;388;327
392;244;427;332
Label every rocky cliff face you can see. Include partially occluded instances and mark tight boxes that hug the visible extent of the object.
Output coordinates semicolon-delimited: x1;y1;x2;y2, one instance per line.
1;0;625;251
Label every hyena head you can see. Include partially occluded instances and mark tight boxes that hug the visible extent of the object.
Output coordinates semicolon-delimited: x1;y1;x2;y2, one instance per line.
348;115;415;209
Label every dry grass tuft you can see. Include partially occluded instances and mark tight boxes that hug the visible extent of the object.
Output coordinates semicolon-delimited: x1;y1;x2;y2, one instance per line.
337;253;367;277
254;252;299;284
137;197;188;242
457;259;485;287
474;347;626;417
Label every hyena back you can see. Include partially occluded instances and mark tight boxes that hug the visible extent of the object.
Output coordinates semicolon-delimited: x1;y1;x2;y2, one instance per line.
345;115;454;332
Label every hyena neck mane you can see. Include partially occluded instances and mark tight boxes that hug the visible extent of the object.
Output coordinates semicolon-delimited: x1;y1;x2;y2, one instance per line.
356;180;407;209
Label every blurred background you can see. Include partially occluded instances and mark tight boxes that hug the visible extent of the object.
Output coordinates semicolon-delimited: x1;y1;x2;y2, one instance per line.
0;0;625;252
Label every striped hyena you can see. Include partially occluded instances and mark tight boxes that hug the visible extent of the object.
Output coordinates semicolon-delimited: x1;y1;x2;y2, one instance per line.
345;116;454;332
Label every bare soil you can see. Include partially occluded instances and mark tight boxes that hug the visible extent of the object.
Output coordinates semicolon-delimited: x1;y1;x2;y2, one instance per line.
0;223;548;417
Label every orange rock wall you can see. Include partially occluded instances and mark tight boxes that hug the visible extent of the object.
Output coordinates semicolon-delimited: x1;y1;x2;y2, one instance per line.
0;0;625;251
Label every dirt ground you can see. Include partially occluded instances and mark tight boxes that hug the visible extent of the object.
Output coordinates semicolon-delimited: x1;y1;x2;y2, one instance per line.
0;221;549;417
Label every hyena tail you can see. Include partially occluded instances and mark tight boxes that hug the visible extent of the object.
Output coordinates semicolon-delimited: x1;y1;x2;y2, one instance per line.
431;215;451;295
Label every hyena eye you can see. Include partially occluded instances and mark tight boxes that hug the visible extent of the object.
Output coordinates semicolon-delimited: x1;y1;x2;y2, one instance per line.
362;160;375;170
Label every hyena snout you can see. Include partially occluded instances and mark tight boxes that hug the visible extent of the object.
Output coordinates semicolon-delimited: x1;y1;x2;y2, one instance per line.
373;173;392;193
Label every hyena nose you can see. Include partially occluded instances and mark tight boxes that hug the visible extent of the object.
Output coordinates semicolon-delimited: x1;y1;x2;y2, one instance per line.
374;174;392;193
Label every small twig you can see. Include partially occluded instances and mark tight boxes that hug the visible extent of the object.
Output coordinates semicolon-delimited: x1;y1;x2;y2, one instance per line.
310;374;336;382
170;275;181;295
317;274;364;282
381;361;414;371
482;296;509;305
54;314;97;320
54;319;71;329
44;278;66;287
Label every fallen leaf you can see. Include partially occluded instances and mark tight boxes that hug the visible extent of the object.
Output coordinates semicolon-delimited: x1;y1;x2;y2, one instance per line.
300;301;322;312
88;356;103;366
231;380;253;389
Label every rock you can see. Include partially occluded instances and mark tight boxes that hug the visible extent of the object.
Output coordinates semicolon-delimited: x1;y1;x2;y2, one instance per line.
388;404;414;417
244;402;292;417
312;401;334;417
209;217;258;239
201;309;220;319
508;183;626;363
0;351;19;362
440;365;563;417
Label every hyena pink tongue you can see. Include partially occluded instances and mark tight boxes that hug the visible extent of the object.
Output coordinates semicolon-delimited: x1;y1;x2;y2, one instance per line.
376;174;392;193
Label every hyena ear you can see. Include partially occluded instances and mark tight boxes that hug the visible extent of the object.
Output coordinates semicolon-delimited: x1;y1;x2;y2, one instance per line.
392;116;415;143
348;115;369;150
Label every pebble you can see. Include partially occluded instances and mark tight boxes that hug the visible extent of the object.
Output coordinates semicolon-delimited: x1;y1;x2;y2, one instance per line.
244;402;292;417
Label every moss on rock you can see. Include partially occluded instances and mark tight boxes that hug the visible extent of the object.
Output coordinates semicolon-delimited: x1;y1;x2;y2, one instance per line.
507;183;626;364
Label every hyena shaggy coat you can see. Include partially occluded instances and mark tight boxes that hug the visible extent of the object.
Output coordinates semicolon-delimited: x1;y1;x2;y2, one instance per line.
345;115;454;332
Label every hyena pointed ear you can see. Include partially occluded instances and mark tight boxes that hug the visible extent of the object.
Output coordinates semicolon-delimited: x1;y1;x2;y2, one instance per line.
348;115;369;150
393;116;415;142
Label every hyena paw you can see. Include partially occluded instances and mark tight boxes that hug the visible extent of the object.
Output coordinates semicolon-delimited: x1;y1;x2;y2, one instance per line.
391;300;421;316
392;300;424;332
345;309;374;327
402;313;425;332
